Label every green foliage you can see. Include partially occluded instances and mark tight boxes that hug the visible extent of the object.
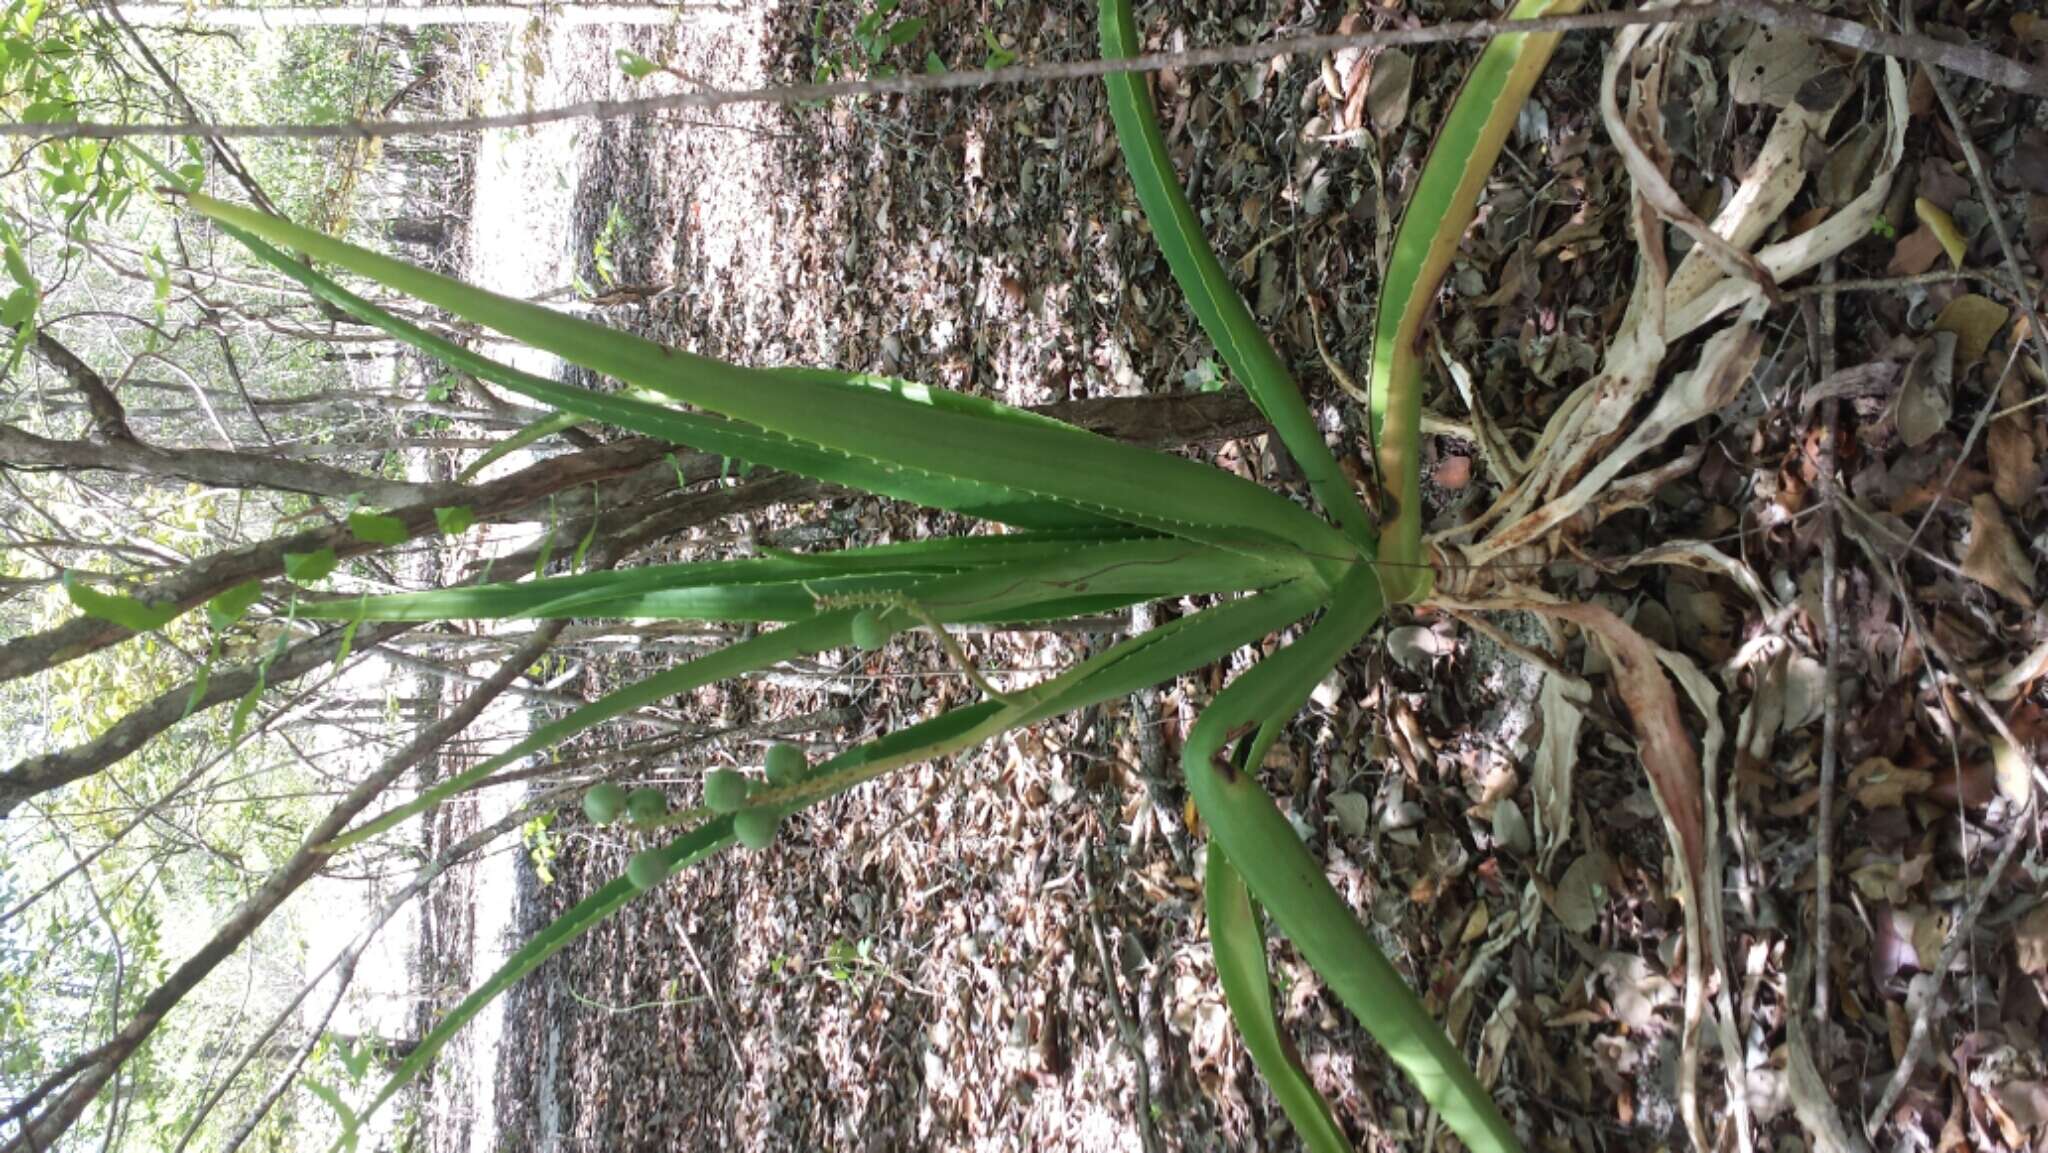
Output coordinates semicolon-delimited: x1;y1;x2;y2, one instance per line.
433;505;476;535
522;814;560;885
614;47;661;80
283;548;339;585
1207;849;1349;1153
812;0;927;83
977;28;1017;70
590;203;629;290
346;511;409;546
205;582;264;630
61;571;178;632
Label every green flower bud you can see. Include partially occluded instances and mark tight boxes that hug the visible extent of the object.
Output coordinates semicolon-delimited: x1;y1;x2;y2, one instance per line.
626;787;668;825
764;743;806;785
850;609;890;652
582;782;627;825
733;807;781;850
703;769;751;814
626;849;668;890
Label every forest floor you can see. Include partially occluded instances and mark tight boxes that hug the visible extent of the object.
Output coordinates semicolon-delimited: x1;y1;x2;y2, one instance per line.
402;2;2048;1152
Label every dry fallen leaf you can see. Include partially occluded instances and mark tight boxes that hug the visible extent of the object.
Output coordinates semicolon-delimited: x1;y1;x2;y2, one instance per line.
1993;735;2033;806
1962;493;2038;608
1852;851;1932;903
1894;331;1955;448
1916;197;1968;268
1554;851;1611;935
1492;797;1533;856
1818;123;1882;208
1933;293;2011;368
2016;902;2048;975
1367;48;1413;136
1850;756;1936;807
1329;791;1373;839
1731;27;1829;108
1988;372;2038;510
1888;222;1947;276
1884;225;1949;280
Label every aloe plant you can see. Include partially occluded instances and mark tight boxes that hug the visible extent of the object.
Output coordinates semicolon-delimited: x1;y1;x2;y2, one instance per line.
145;3;1582;1148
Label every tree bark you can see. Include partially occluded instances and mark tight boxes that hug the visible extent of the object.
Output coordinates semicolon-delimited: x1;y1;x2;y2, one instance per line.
28;331;133;443
0;620;416;818
0;422;465;507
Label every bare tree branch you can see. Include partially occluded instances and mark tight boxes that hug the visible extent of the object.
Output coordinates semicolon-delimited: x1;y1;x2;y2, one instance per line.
0;437;668;685
0;620;416;818
0;421;465;506
26;331;134;443
92;0;283;217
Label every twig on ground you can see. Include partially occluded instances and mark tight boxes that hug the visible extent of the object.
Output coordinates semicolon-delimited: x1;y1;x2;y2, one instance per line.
1080;839;1163;1153
1861;821;2027;1137
1127;604;1192;872
9;1;2042;141
1840;522;2044;1134
671;913;749;1073
1785;267;2038;299
1802;261;1844;1052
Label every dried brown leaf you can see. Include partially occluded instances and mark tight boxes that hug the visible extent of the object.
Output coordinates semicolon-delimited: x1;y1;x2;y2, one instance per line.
1731;27;1829;108
1887;223;1947;276
1894;331;1955;448
1849;756;1935;807
1533;673;1590;867
1933;293;2011;368
1803;360;1902;411
1554;851;1611;934
1988;373;2037;510
1367;49;1413;136
1961;493;2037;608
2016;902;2048;975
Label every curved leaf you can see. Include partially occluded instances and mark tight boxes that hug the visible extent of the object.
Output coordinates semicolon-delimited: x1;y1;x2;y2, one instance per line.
189;194;1354;561
1208;849;1350;1153
1369;0;1585;600
1180;563;1523;1153
1099;0;1377;553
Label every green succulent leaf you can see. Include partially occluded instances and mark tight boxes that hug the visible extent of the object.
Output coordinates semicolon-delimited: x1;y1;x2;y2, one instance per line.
1207;849;1350;1153
1099;0;1376;554
187;193;1353;561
